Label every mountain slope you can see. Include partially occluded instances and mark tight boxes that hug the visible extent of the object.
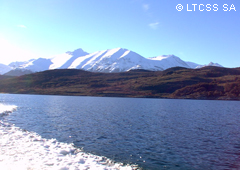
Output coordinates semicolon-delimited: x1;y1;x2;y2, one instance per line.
5;48;89;73
69;48;164;72
196;62;223;69
49;48;89;69
0;64;11;75
149;55;191;70
186;61;200;69
4;68;33;76
0;67;239;100
9;61;30;69
20;58;53;72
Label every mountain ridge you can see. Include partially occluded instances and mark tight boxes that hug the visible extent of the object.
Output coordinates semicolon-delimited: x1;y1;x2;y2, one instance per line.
0;47;223;75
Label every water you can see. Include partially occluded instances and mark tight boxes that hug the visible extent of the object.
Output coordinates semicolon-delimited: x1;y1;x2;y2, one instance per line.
1;94;240;170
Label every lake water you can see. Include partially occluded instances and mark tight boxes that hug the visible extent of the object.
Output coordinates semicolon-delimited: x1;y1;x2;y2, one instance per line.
1;94;240;170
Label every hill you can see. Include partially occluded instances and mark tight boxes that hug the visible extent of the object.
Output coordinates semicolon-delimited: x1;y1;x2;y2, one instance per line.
0;66;239;100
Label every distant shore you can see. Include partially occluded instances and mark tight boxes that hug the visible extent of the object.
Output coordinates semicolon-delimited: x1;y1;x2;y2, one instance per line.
0;67;240;101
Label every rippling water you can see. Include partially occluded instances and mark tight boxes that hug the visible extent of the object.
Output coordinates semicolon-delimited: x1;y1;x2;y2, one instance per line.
1;94;240;170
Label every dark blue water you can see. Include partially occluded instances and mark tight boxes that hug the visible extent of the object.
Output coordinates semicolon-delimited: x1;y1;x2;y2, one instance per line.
1;94;240;170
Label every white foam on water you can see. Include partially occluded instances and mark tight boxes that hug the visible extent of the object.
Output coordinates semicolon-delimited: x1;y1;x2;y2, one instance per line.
0;104;17;116
0;104;139;170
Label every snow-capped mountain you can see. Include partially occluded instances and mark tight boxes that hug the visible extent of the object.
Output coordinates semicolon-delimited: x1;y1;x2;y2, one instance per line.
50;48;89;70
149;55;191;70
0;47;223;75
18;58;53;72
4;48;89;73
69;48;163;72
9;61;30;69
195;62;223;69
185;61;200;69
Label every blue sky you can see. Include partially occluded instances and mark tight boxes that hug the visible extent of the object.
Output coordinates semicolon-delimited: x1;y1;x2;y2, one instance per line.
0;0;239;67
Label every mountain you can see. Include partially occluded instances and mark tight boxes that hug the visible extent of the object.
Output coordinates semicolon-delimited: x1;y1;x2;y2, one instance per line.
69;48;164;72
5;48;89;73
196;62;223;69
49;48;89;69
149;55;191;70
185;61;200;69
0;47;223;74
0;63;11;75
9;61;31;69
17;58;53;72
4;68;33;76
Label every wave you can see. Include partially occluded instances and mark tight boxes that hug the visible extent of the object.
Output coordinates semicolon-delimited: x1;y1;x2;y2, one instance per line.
0;104;17;116
0;104;139;170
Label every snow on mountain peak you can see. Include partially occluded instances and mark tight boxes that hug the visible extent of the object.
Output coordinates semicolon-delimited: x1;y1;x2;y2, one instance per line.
196;62;223;69
0;47;224;74
69;48;163;72
149;55;190;70
50;49;89;70
66;48;88;56
150;54;175;60
207;62;222;67
23;58;53;72
8;61;30;69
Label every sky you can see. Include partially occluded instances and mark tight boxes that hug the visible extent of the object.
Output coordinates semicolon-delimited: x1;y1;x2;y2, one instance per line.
0;0;239;67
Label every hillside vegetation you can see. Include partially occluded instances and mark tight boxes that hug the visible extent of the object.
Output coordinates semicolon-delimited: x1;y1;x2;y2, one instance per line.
0;66;240;100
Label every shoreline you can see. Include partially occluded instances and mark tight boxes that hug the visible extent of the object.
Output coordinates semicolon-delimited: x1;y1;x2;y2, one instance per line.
1;92;240;101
